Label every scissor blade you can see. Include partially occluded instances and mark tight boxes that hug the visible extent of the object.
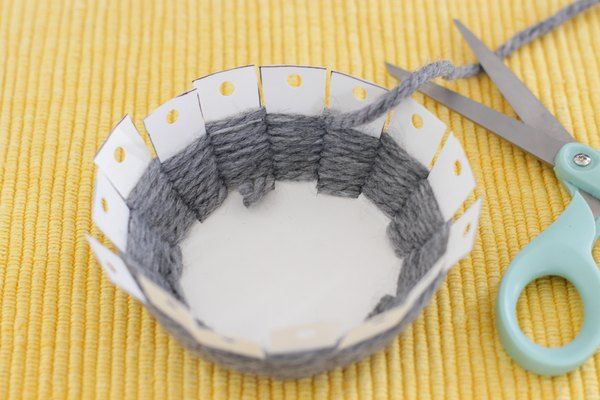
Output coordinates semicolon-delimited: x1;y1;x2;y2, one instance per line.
454;20;573;143
385;63;570;165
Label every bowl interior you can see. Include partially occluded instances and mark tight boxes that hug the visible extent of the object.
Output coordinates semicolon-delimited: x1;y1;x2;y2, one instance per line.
180;181;402;348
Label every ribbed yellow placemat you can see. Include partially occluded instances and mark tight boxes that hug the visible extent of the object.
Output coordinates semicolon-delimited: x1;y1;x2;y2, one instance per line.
0;0;599;398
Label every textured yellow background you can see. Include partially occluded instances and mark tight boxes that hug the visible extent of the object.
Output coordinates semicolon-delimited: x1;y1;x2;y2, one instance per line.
0;0;599;398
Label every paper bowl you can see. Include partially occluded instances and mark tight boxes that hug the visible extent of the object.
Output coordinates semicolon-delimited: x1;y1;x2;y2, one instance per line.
89;65;481;379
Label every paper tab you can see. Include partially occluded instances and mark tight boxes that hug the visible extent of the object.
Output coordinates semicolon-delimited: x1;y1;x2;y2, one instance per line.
388;99;446;168
329;72;387;137
87;235;145;302
144;90;206;161
92;171;130;252
94;116;152;199
137;274;202;330
190;326;265;359
270;322;340;353
194;65;261;122
428;133;476;220
444;199;482;270
260;65;327;116
338;305;404;349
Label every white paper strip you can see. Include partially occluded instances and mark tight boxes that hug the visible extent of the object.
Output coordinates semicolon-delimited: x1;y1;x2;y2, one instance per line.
194;65;261;122
260;65;327;116
190;326;265;359
387;99;446;169
137;273;205;330
144;90;206;161
444;199;482;271
428;133;476;221
329;71;387;137
338;304;405;349
92;171;130;252
87;235;145;302
94;115;152;199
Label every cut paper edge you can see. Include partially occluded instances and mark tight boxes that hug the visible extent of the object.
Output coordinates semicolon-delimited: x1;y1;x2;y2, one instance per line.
260;65;327;116
194;65;261;122
87;235;145;302
144;90;207;161
92;170;130;253
444;198;483;270
329;71;388;138
428;133;476;221
387;98;446;169
94;115;152;199
269;322;340;354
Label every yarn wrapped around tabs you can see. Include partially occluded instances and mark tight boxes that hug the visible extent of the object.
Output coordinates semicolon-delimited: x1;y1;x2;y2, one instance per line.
123;104;450;378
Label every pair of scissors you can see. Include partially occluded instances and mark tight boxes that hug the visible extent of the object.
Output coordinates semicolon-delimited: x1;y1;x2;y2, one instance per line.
386;20;600;376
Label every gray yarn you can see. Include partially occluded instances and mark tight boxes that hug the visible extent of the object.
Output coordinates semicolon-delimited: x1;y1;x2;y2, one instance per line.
387;179;446;258
326;0;599;130
126;159;197;244
363;133;429;218
451;0;599;78
125;213;187;301
160;133;228;222
206;108;275;207
266;113;326;180
392;222;450;304
369;223;449;317
370;199;449;317
317;116;380;197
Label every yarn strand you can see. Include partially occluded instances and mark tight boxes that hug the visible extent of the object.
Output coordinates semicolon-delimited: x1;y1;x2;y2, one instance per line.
326;0;600;130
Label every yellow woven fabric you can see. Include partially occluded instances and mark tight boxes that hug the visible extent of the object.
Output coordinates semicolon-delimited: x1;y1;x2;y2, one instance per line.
1;0;599;398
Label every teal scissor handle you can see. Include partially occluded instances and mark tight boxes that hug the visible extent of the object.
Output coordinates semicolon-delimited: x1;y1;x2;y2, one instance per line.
497;143;600;376
496;192;600;375
555;142;600;202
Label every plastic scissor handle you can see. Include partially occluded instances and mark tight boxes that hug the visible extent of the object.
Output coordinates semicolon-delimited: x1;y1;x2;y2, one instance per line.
496;191;600;375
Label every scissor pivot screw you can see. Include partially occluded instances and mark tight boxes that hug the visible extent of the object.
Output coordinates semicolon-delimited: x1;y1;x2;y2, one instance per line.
573;153;592;167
